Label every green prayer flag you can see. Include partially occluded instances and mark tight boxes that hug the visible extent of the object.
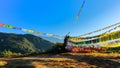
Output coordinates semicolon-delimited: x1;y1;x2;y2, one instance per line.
38;32;43;34
28;30;34;33
80;8;82;12
8;25;14;29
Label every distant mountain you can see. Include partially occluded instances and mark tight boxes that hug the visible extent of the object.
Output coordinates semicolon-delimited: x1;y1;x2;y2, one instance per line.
0;32;54;54
41;36;64;43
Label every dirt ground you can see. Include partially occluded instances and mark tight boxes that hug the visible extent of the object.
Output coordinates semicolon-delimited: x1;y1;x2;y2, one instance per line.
0;53;120;68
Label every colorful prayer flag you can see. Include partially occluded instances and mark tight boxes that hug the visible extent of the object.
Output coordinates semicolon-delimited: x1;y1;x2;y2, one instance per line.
47;34;54;36
38;32;43;34
34;31;39;34
13;27;21;30
28;30;34;33
0;23;4;27
22;28;28;32
3;24;9;28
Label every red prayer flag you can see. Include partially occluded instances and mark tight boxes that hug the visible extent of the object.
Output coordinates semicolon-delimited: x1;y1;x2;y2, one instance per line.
0;23;4;27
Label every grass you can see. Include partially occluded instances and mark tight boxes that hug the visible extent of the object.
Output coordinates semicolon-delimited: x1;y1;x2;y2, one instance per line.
67;53;120;59
0;53;120;68
0;61;7;66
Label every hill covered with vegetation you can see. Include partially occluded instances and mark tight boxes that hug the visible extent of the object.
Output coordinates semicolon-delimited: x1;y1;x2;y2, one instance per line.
0;32;54;54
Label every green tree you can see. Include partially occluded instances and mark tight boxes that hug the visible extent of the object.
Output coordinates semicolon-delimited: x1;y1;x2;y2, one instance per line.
0;50;13;57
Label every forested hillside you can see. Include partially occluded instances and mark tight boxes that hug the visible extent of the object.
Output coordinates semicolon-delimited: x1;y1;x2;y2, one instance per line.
0;32;54;54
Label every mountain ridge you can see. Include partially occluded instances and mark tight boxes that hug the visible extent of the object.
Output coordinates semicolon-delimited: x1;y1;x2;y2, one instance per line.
0;32;54;54
41;36;63;43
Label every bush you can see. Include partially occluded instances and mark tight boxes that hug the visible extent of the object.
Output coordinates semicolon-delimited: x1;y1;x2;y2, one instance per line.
0;50;12;57
106;47;120;53
46;42;65;54
0;50;22;57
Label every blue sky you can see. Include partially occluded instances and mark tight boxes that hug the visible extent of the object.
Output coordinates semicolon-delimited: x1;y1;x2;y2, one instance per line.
0;0;120;37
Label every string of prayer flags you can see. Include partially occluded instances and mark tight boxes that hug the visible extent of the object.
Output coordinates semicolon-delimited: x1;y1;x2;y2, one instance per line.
75;0;86;23
78;22;120;37
0;22;61;37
